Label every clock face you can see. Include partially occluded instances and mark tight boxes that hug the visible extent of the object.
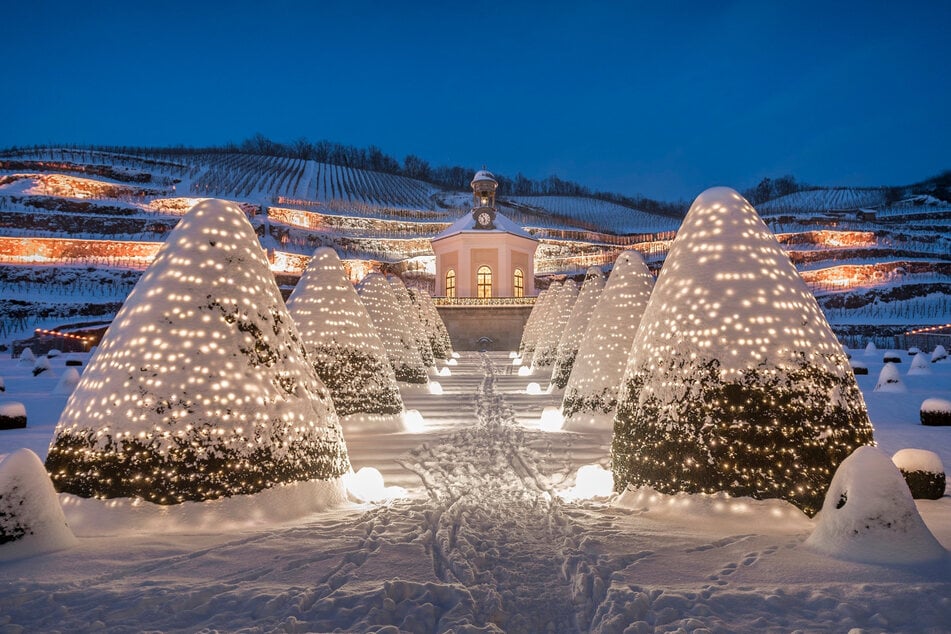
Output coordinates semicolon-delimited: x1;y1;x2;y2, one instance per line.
477;212;492;227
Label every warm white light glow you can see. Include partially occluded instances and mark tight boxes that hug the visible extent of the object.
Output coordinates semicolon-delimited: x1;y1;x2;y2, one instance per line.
539;406;564;432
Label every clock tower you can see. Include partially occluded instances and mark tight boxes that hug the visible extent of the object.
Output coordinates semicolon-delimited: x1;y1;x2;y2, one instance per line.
470;169;498;229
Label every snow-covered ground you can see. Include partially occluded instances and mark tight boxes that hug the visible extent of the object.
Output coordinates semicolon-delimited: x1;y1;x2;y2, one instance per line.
1;350;950;632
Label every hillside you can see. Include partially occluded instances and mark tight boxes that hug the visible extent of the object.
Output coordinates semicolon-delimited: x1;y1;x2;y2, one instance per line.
1;146;949;350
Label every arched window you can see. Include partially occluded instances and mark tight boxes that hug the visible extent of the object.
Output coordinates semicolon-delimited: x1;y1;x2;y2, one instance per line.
445;269;456;298
477;266;492;298
513;268;524;298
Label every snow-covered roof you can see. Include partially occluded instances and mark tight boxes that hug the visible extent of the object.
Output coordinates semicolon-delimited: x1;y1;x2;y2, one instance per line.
431;210;536;242
471;170;496;185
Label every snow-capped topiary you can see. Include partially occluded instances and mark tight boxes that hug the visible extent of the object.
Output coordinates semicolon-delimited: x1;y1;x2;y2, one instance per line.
285;247;404;422
358;273;428;384
932;344;948;363
32;356;51;377
0;402;26;430
863;341;877;356
849;360;868;375
532;280;578;369
408;288;453;360
18;347;35;364
551;267;605;389
873;362;906;392
882;351;902;363
892;448;946;500
562;251;655;430
388;275;435;368
52;368;81;396
920;398;951;426
518;287;551;358
45;199;350;504
805;446;946;564
908;351;932;376
0;449;76;559
613;187;873;517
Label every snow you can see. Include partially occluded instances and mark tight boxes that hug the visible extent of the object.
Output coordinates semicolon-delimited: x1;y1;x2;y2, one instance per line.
551;266;604;388
531;279;577;369
357;273;429;384
805;446;947;564
922;397;951;413
0;402;26;418
431;208;536;240
0;448;77;560
874;362;907;392
892;448;944;475
0;351;950;631
51;367;80;395
933;344;948;362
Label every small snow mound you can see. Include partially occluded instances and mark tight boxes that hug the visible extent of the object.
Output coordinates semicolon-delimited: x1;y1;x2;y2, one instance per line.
517;365;532;377
438;366;451;377
509;351;518;359
526;382;543;395
0;449;77;560
18;348;35;363
451;352;460;359
0;402;26;418
932;344;948;363
892;448;944;475
511;357;522;366
447;358;458;366
806;446;947;564
864;341;877;356
52;368;81;395
873;363;906;392
560;465;614;501
47;349;62;358
428;381;444;395
343;467;406;503
908;352;932;376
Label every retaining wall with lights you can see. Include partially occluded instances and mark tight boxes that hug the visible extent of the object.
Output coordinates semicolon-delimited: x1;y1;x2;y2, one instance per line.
436;305;533;351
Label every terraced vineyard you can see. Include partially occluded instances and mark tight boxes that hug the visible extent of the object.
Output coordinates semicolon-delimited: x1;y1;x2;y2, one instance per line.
1;145;949;349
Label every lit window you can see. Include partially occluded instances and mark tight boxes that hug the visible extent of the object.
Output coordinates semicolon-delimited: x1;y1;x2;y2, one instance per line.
513;269;524;298
477;266;492;298
446;269;456;298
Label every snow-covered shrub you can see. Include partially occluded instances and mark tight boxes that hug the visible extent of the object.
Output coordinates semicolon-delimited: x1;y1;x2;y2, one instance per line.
849;360;868;375
358;273;428;384
18;348;35;364
32;356;51;377
892;448;946;500
873;363;906;392
931;344;948;363
0;449;76;557
388;275;435;368
908;352;932;375
52;368;81;395
518;288;551;358
920;398;951;426
562;251;654;430
551;267;604;389
613;187;873;518
47;349;62;358
532;280;577;369
805;446;946;564
863;341;877;356
907;347;921;356
408;288;453;360
285;247;403;418
0;402;26;430
46;199;350;504
882;351;902;363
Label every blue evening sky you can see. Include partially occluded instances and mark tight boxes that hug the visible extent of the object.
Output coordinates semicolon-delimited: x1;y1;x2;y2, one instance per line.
1;1;948;201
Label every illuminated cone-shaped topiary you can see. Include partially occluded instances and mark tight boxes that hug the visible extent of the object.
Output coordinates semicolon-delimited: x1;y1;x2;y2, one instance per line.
286;248;403;419
388;275;435;369
46;199;350;504
551;267;605;388
613;187;873;517
408;288;453;360
358;273;428;384
562;251;654;430
518;288;551;358
532;280;578;369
